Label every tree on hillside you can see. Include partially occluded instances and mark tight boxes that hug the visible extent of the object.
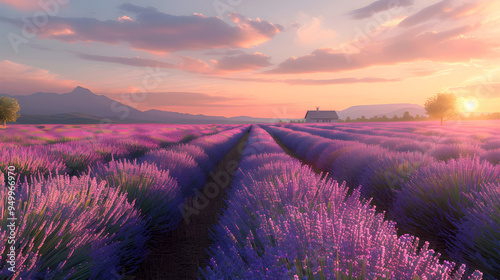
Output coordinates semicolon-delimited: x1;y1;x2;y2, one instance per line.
0;97;20;128
424;93;458;125
402;111;412;121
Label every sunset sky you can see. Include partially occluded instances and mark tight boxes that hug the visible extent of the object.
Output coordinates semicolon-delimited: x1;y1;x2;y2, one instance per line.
0;0;499;118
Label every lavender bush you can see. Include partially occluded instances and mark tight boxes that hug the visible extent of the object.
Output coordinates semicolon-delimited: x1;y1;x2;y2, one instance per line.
0;146;65;181
202;126;482;279
92;159;183;234
170;144;214;174
358;152;435;212
0;175;149;279
391;157;500;244
140;149;205;197
447;183;500;280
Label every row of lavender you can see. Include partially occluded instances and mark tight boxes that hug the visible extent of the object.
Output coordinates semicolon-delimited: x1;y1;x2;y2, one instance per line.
0;125;249;279
0;124;234;180
201;125;482;279
307;120;499;148
282;122;500;164
0;124;222;147
264;125;500;279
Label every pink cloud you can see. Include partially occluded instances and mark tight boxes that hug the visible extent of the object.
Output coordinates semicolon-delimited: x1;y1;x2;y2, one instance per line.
0;0;41;11
2;4;283;54
268;23;497;74
398;0;485;27
210;75;403;86
137;92;243;107
0;60;79;95
214;53;272;72
284;77;401;85
267;0;498;75
179;56;212;74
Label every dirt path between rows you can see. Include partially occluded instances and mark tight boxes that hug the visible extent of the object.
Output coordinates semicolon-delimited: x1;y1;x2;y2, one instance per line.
130;132;250;280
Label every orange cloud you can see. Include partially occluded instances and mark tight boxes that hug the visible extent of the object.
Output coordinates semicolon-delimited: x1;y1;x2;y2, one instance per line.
0;60;79;95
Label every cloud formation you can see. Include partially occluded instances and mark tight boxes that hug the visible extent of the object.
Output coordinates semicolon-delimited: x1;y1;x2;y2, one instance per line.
267;0;499;75
211;75;403;86
136;91;241;107
0;60;78;95
2;3;283;53
398;0;483;28
268;23;495;74
77;53;177;68
295;16;336;45
284;77;401;85
0;0;42;10
349;0;413;19
76;52;273;74
215;53;272;71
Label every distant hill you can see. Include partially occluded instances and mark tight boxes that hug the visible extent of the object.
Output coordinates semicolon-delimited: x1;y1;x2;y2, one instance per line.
337;104;425;119
2;86;273;124
2;87;429;124
15;113;150;124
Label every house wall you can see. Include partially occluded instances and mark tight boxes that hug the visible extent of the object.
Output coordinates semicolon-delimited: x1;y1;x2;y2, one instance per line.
305;117;339;123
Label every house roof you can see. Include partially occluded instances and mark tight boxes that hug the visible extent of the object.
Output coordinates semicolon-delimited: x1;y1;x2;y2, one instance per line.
305;110;339;119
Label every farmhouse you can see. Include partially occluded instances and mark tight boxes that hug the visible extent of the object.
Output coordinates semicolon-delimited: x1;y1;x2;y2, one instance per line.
305;108;339;123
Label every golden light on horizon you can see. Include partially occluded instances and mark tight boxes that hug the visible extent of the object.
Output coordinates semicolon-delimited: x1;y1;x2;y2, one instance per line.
465;100;478;112
458;97;479;113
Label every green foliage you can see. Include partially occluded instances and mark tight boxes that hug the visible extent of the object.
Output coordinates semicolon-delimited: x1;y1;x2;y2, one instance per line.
424;93;458;125
0;96;20;127
402;111;412;120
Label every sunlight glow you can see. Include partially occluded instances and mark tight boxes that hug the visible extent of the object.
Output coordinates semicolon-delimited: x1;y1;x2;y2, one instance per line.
464;98;478;112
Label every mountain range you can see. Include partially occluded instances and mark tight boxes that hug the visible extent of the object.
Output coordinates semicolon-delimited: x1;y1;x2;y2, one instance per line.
1;87;272;124
1;87;426;124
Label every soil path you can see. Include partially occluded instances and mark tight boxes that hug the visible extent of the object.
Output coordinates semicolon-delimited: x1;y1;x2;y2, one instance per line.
131;132;250;280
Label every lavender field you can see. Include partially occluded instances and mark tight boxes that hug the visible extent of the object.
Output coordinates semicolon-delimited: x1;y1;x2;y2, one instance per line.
1;121;499;279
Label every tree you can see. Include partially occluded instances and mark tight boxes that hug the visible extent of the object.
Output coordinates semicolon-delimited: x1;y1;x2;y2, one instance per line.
402;111;412;121
0;97;20;128
424;93;458;125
